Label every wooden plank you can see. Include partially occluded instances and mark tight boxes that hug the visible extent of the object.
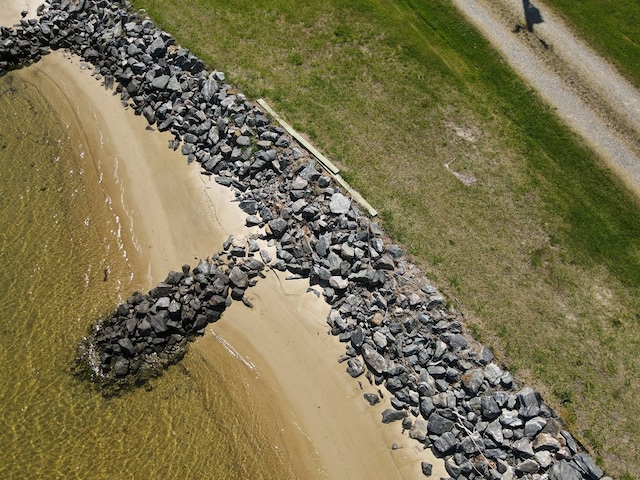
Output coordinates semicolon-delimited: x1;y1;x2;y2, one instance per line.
334;174;378;217
256;98;378;217
256;98;340;175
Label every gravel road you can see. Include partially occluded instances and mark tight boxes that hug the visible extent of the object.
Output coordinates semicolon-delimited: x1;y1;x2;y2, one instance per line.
451;0;640;198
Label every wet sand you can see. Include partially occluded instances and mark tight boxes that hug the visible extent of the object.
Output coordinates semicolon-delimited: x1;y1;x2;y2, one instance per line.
1;5;446;478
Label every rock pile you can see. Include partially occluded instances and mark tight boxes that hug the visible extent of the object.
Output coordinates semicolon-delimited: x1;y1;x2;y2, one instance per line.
1;1;610;478
75;254;266;393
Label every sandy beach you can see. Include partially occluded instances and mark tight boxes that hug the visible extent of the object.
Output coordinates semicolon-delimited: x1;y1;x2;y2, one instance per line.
1;4;445;478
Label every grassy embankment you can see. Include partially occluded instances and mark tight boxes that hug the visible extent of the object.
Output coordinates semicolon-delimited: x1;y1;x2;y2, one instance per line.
132;0;640;477
545;0;640;89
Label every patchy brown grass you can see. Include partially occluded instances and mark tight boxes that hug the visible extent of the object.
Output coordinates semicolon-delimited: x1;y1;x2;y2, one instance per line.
133;0;640;476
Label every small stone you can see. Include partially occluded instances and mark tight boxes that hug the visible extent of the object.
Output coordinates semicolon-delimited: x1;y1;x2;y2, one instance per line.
370;312;384;326
421;462;433;477
516;458;539;474
346;358;365;378
363;393;379;406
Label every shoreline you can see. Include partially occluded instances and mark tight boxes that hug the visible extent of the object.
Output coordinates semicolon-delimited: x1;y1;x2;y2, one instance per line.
1;6;444;479
3;2;608;478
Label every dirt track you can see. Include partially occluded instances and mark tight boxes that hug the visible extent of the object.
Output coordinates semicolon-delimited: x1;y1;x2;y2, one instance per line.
452;0;640;199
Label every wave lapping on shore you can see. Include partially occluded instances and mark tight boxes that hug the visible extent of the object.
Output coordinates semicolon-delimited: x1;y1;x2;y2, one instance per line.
0;1;610;478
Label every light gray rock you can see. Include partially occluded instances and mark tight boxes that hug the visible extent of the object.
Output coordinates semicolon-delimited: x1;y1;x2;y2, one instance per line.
512;438;535;457
409;419;429;442
329;276;349;290
113;357;130;376
517;387;541;419
329;192;351;214
524;416;547;437
516;458;539;474
485;419;505;444
484;362;503;385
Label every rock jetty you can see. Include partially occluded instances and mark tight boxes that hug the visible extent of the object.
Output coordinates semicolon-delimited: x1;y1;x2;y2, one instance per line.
1;1;611;478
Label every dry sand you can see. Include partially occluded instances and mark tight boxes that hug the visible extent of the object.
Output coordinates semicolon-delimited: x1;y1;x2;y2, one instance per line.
1;5;446;478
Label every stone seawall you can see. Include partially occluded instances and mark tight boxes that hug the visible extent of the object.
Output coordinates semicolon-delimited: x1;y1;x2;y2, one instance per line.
0;1;610;478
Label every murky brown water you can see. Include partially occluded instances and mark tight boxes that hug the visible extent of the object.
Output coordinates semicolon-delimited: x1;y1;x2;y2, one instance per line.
0;70;300;479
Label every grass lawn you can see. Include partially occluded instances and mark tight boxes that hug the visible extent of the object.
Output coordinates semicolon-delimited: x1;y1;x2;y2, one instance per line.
545;0;640;89
131;0;640;476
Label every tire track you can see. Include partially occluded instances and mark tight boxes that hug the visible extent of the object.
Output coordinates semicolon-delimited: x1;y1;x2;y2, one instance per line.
451;0;640;198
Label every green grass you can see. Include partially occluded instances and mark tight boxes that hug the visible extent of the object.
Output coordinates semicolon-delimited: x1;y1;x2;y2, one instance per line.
545;0;640;89
132;0;640;476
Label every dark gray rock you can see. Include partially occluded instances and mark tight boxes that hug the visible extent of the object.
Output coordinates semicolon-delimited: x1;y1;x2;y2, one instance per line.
267;218;288;238
573;453;604;480
420;397;435;419
427;413;454;435
481;394;501;421
381;408;408;424
517;387;541;419
151;74;169;90
118;338;135;357
548;460;583;480
363;393;380;406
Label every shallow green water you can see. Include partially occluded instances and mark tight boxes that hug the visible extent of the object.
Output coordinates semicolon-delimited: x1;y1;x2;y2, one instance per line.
0;71;299;479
